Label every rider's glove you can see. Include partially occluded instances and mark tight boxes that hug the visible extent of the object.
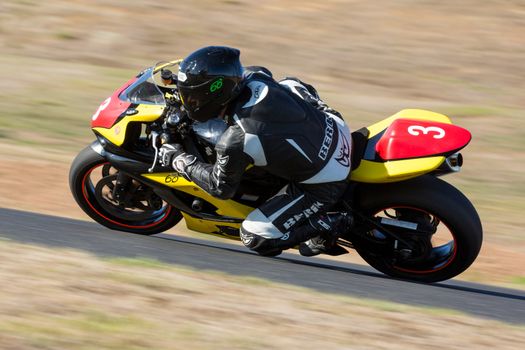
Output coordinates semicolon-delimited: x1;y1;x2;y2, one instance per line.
159;143;183;167
158;143;197;178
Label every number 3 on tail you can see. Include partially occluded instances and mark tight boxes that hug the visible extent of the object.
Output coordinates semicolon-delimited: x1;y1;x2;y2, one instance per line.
92;97;111;121
408;125;445;139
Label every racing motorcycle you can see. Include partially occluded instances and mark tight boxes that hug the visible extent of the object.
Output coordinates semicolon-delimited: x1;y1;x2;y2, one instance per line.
69;60;483;283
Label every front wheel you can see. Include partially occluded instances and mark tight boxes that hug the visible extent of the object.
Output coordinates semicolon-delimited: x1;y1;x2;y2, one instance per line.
351;175;482;283
69;145;182;235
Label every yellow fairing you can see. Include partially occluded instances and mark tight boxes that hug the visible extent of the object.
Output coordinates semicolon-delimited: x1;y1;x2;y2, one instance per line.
142;172;255;219
93;104;165;146
349;109;451;183
350;157;445;183
181;213;241;238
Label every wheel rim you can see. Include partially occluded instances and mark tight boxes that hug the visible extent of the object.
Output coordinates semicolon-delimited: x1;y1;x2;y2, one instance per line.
81;162;172;229
370;206;457;274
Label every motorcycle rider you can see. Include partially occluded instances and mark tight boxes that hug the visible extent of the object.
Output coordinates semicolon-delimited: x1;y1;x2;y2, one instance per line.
159;46;353;257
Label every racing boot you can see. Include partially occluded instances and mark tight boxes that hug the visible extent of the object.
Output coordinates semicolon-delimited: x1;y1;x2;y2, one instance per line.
299;213;353;257
241;222;325;257
241;216;336;257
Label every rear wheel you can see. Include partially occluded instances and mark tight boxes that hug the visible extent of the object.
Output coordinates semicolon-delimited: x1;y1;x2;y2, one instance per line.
351;176;482;283
69;145;182;235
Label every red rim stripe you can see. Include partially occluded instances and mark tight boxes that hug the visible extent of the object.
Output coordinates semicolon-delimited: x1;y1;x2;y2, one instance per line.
81;163;171;230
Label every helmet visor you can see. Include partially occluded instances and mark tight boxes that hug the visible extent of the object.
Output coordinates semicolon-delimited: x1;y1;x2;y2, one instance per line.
178;77;224;112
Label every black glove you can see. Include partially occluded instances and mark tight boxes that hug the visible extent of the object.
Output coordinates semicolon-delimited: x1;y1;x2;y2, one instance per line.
158;143;197;177
159;143;184;167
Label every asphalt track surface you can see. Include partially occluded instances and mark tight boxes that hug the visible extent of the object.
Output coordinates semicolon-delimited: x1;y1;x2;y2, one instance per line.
1;207;524;324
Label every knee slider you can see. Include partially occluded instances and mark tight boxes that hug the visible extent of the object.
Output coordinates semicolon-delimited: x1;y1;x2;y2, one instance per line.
240;226;268;251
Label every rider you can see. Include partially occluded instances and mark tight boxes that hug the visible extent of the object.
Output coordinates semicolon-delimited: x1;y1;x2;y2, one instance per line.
159;46;353;257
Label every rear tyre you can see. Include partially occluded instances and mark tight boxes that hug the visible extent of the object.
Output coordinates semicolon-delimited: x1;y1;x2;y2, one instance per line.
69;145;182;235
352;175;482;283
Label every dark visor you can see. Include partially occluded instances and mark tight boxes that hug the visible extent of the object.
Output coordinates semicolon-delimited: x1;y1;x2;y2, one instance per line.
178;77;220;112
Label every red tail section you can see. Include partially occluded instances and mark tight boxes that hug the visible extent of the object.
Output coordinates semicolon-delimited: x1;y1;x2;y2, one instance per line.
376;118;471;161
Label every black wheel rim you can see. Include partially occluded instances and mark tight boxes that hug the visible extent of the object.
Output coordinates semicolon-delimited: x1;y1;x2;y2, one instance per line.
370;206;457;274
81;162;172;229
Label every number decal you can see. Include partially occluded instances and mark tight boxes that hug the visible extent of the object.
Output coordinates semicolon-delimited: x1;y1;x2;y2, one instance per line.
210;78;223;92
92;97;111;121
407;125;446;139
164;174;179;183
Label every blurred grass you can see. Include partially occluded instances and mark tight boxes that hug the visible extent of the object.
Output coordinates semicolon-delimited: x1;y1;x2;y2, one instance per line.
1;241;524;350
1;312;152;350
108;257;174;269
0;54;134;151
511;276;525;285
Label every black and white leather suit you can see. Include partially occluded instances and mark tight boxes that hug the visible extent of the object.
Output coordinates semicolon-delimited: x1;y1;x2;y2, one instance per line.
182;69;352;250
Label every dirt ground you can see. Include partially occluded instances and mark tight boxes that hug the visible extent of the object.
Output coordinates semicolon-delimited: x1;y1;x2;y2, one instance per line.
1;142;523;288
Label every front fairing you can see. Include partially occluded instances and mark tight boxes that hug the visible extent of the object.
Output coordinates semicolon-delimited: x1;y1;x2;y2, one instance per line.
90;76;139;129
90;61;181;146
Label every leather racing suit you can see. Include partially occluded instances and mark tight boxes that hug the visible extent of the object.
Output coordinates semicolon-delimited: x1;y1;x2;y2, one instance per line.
180;68;352;253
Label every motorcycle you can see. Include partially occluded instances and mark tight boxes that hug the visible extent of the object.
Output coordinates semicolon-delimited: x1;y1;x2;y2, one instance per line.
69;60;483;283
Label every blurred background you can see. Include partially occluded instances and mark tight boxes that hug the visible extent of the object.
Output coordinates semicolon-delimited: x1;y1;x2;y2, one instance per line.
0;0;524;347
1;0;524;280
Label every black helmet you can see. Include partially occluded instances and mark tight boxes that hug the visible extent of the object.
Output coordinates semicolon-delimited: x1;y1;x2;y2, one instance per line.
177;46;243;122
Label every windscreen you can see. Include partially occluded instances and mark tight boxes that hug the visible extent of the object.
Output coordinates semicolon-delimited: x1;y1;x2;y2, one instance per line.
119;67;165;105
119;61;181;105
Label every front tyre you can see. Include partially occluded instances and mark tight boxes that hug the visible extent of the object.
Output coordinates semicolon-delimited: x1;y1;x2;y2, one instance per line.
352;175;482;283
69;145;182;235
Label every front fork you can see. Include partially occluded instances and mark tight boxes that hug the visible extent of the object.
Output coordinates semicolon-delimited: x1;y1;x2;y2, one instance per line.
112;172;132;207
